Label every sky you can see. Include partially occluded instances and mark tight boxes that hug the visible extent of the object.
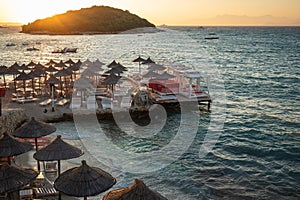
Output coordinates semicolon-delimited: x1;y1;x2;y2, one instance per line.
0;0;299;26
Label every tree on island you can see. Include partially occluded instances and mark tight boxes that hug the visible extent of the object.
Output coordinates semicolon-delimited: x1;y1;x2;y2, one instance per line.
21;6;155;35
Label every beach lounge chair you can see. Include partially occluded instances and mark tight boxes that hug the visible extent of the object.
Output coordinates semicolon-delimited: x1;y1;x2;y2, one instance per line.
70;97;81;109
87;96;98;109
16;97;39;104
120;96;132;109
39;99;52;106
19;188;33;199
33;186;58;198
56;99;69;106
101;97;112;109
43;161;58;173
32;172;58;198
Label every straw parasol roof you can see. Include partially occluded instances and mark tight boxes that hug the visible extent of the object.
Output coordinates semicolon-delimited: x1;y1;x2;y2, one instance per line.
107;60;118;68
69;63;81;72
34;63;46;71
5;65;19;75
45;75;62;85
45;65;58;73
102;179;168;200
15;71;31;81
143;71;160;78
45;59;58;66
27;60;37;67
33;135;83;175
142;57;155;64
13;117;56;139
64;59;75;65
0;133;33;164
54;68;73;77
10;62;20;69
133;56;146;73
19;64;29;71
102;73;121;85
55;60;67;68
93;59;105;66
0;66;7;74
133;56;146;63
147;63;166;71
54;160;116;199
156;71;175;80
0;164;38;193
73;77;93;89
82;59;93;67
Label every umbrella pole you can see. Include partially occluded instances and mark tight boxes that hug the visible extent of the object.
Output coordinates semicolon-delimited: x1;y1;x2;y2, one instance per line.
84;196;87;200
51;85;55;112
60;77;63;96
7;156;11;165
58;160;61;175
139;62;141;73
35;138;40;171
3;74;6;88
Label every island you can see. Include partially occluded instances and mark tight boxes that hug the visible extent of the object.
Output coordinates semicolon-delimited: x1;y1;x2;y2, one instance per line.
21;6;156;35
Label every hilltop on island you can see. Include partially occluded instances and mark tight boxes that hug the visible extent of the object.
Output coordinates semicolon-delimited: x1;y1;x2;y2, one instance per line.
21;6;156;35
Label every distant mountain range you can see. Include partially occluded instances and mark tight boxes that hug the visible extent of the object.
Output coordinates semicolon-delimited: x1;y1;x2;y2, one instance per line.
201;15;300;26
21;6;155;35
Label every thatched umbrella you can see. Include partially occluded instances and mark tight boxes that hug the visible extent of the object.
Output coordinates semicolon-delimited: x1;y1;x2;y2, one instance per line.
14;71;31;95
55;60;67;69
26;60;37;68
82;59;93;67
12;117;56;171
102;179;168;200
5;65;20;92
28;68;46;95
0;66;7;87
33;135;83;175
133;56;146;73
54;160;116;200
0;133;33;165
45;75;62;112
0;163;38;194
142;57;155;64
101;73;121;99
64;59;75;66
107;60;118;68
143;71;160;79
147;63;166;72
54;68;73;95
45;65;58;74
45;59;58;66
19;64;29;71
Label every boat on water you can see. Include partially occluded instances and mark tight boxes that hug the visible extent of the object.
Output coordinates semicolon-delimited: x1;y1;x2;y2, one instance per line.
6;42;16;47
52;47;78;53
205;36;219;40
26;47;39;51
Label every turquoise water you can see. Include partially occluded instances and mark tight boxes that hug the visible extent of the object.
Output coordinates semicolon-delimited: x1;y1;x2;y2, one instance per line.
1;26;300;199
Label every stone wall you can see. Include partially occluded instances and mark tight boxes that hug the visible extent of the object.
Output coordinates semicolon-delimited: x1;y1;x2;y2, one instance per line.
0;109;27;135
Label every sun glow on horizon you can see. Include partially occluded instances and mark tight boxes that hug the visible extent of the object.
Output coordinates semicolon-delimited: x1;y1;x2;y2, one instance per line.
0;0;101;24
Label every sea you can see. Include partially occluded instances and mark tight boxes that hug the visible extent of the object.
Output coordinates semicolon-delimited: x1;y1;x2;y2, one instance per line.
0;26;299;199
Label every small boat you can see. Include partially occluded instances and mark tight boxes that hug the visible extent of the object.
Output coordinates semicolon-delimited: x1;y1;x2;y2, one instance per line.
52;47;77;53
204;36;219;40
26;47;39;51
6;43;16;47
22;42;29;46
